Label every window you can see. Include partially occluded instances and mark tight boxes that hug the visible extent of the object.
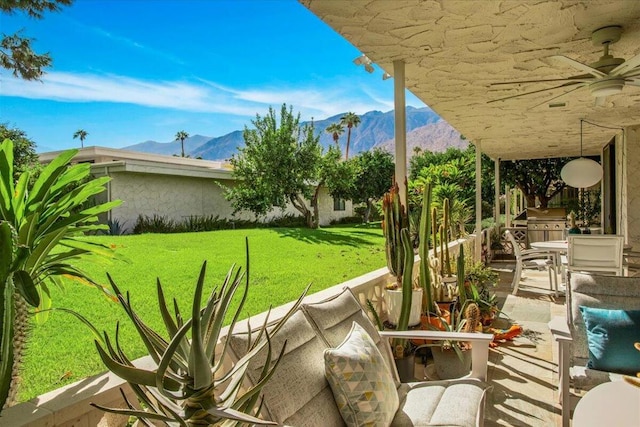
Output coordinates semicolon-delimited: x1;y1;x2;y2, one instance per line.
333;197;346;211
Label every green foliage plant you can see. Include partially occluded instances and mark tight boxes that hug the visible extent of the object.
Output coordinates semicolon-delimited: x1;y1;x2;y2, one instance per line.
0;124;40;183
348;149;395;223
0;139;120;408
92;241;309;426
227;104;352;229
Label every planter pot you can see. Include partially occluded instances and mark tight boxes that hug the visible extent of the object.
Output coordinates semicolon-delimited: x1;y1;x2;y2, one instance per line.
431;346;472;380
386;288;423;327
395;354;416;382
412;310;451;346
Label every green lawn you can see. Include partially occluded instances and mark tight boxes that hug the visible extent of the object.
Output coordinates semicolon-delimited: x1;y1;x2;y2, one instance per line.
20;225;386;401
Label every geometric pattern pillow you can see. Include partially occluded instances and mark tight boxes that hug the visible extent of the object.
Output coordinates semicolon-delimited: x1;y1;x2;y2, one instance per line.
324;322;399;427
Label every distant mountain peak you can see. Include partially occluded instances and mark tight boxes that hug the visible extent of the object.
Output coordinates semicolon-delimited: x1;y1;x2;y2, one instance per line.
123;106;463;161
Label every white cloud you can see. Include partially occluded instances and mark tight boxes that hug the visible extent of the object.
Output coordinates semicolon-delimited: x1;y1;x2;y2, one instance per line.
0;71;400;120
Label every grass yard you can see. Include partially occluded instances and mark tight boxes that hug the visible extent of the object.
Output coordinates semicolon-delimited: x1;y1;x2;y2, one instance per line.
19;225;386;401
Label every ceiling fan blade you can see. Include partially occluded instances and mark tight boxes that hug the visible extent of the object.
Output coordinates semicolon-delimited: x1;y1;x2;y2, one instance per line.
611;52;640;76
551;55;607;78
528;85;585;109
490;76;593;86
487;81;583;104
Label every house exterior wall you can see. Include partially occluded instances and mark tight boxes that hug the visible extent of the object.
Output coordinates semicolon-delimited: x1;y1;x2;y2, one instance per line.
104;171;353;232
622;125;640;247
316;186;354;226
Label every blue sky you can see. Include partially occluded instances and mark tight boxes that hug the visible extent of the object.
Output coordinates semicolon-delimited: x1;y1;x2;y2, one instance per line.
0;0;427;152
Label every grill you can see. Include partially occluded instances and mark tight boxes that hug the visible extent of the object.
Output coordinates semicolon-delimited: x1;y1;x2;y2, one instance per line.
526;208;567;245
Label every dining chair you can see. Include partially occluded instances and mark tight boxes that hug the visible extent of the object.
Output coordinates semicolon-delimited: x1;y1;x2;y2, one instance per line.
567;235;624;276
505;230;559;296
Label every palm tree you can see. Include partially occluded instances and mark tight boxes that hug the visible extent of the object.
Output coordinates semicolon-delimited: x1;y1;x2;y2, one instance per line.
175;130;189;157
72;129;88;148
340;112;361;160
325;123;344;149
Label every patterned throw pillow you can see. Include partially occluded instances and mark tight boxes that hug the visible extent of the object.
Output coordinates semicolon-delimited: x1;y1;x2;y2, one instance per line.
324;322;399;427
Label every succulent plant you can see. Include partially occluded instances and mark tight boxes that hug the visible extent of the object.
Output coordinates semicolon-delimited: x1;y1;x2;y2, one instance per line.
92;240;309;426
418;183;436;314
382;181;410;289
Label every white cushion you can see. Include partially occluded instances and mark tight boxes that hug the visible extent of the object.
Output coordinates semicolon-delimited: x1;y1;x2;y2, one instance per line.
324;322;399;427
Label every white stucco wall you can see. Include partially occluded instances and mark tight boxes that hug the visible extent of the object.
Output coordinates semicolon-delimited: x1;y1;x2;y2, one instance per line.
104;171;353;232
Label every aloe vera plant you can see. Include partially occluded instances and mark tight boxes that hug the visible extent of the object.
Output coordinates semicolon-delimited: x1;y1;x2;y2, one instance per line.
92;240;309;426
0;139;121;408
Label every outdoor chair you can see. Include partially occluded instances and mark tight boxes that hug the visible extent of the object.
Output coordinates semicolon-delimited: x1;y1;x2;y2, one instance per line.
225;287;493;427
505;230;559;296
548;272;640;427
567;235;625;276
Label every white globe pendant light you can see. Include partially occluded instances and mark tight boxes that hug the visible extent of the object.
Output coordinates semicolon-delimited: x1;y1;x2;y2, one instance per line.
560;120;603;188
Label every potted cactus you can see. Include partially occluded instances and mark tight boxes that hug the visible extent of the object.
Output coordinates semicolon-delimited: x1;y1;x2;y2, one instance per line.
382;181;422;327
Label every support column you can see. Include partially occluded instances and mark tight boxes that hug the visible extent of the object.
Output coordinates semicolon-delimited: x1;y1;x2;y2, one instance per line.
475;140;482;261
494;158;500;226
393;60;407;202
505;185;512;228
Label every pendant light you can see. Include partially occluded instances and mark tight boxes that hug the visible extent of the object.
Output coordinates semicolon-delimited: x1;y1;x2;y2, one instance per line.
560;119;603;188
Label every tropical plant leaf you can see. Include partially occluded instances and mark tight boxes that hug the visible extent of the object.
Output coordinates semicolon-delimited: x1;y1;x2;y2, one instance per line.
13;270;39;307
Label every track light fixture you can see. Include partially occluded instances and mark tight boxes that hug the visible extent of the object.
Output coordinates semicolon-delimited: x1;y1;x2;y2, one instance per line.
382;72;392;80
353;54;371;66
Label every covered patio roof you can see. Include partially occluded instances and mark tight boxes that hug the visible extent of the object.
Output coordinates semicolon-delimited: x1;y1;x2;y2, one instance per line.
301;0;640;160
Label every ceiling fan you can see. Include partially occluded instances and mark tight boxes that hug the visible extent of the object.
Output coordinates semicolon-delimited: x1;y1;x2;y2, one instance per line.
488;25;640;106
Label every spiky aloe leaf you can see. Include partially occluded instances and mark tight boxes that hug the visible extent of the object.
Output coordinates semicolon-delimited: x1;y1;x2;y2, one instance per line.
94;341;182;392
189;262;214;390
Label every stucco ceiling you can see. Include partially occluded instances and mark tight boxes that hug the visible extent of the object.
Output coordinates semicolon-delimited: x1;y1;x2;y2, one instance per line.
300;0;640;160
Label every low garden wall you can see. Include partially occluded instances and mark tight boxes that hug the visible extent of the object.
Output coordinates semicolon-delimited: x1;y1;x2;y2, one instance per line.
0;232;484;427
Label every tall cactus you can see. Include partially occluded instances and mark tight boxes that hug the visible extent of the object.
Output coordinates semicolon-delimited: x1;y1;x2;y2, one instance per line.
382;181;409;289
396;228;415;331
418;183;436;314
444;198;452;277
457;244;467;307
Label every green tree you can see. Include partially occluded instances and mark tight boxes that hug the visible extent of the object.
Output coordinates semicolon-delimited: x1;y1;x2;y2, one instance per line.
340;111;361;160
0;0;73;81
0;139;120;408
325;122;344;147
227;104;350;228
0;124;39;182
501;158;569;208
72;128;88;148
409;146;495;229
349;149;395;222
175;130;189;157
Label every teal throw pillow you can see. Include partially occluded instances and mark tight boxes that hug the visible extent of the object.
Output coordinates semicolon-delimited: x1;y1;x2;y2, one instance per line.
579;306;640;375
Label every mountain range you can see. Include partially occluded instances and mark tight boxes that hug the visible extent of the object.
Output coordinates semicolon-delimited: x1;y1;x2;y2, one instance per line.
124;107;468;160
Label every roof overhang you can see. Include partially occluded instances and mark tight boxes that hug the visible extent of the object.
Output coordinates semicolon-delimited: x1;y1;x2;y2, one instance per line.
301;0;640;160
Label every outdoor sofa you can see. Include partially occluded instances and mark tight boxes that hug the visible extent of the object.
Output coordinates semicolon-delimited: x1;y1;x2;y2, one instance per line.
226;287;493;426
548;272;640;427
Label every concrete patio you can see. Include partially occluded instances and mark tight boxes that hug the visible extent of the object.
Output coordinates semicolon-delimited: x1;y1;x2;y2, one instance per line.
484;264;566;426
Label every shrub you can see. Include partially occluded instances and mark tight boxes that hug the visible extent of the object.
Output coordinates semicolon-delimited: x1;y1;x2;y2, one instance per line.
133;214;178;234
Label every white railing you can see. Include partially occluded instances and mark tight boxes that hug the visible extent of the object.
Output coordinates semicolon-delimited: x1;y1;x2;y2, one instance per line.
1;232;484;427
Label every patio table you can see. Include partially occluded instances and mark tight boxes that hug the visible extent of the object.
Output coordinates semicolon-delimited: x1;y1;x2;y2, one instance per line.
572;380;640;426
